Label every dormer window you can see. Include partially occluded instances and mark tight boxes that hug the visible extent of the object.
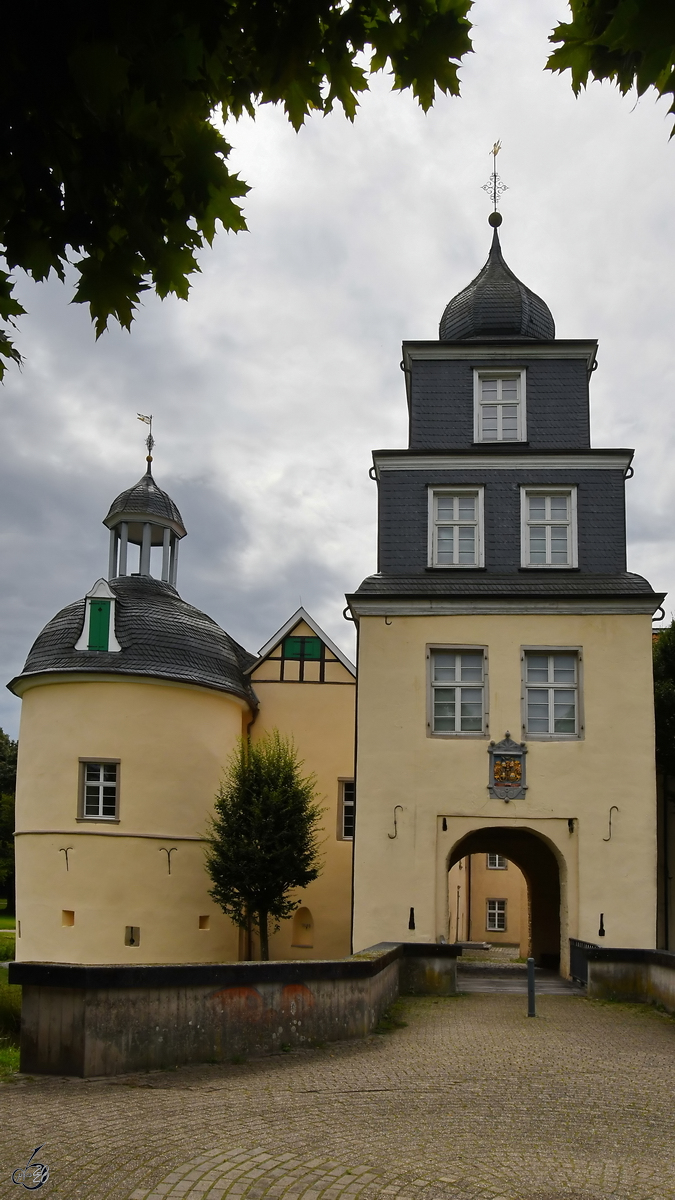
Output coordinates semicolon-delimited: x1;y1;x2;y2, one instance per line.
474;370;526;443
74;579;122;653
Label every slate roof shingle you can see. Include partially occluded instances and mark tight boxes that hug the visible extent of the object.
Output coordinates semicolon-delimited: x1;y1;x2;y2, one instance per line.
10;575;257;705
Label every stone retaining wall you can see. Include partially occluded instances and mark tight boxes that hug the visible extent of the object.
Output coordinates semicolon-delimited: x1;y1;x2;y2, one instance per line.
587;947;675;1010
9;942;458;1076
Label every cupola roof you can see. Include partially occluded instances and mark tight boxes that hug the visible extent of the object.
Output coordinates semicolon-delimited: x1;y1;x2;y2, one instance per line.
104;464;186;538
439;218;555;342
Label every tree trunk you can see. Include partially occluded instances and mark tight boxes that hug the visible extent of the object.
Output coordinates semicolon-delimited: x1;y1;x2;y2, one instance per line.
258;910;269;960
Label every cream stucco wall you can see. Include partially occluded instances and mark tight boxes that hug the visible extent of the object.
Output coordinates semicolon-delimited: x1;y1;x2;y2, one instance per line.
249;621;356;960
352;612;658;972
14;677;248;964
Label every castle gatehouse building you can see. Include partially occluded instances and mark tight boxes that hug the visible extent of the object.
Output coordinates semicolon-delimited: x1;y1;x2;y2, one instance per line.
346;214;663;974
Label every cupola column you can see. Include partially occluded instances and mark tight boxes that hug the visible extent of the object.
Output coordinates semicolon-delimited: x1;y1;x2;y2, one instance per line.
118;523;128;576
108;529;118;580
161;528;171;582
169;537;179;588
140;522;152;576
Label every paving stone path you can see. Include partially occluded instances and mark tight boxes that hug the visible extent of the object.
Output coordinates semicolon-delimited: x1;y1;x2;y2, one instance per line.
2;993;675;1200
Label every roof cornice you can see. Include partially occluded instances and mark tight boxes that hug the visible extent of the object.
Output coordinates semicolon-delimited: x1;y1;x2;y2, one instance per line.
371;449;634;478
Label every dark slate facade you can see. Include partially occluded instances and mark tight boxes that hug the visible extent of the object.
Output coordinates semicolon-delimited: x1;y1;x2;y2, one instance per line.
349;224;661;610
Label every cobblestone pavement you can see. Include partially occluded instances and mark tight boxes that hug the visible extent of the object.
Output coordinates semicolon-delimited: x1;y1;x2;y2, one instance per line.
3;994;675;1200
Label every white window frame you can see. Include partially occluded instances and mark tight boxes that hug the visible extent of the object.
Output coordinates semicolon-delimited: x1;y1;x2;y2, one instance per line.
520;487;578;568
337;779;355;841
486;899;507;932
428;487;484;569
78;759;120;821
487;854;508;870
473;369;527;443
427;645;489;738
521;646;584;740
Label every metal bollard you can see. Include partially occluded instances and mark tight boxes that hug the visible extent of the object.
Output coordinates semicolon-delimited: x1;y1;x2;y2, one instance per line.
527;956;536;1017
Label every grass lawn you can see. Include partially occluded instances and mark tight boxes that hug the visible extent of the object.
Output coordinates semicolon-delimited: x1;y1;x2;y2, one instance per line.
0;971;20;1079
0;916;16;931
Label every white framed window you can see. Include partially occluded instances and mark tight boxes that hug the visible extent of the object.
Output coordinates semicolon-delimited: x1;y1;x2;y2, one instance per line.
474;370;526;443
487;899;507;931
338;779;355;840
521;488;577;568
428;488;484;568
79;759;120;820
487;854;508;870
428;648;487;736
523;649;582;739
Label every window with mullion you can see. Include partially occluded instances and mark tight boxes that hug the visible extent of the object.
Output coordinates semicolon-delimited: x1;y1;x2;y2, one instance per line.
477;375;522;442
432;491;482;568
523;490;576;567
82;761;119;819
486;899;507;931
525;652;578;736
431;650;485;734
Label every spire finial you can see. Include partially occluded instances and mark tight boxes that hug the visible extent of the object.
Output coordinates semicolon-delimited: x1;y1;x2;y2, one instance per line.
137;413;154;472
482;140;507;227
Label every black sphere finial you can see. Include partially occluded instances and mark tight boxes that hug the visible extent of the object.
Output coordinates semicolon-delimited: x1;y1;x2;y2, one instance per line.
488;211;502;228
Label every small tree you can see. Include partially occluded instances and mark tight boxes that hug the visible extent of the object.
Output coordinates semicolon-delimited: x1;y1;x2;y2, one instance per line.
205;731;323;960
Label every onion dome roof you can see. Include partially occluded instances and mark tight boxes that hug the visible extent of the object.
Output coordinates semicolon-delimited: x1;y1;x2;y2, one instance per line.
439;222;555;342
104;466;186;537
9;575;257;705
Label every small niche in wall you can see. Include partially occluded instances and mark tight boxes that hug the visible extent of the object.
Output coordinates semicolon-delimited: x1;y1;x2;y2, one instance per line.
198;915;210;930
291;907;314;948
62;910;75;927
124;926;141;947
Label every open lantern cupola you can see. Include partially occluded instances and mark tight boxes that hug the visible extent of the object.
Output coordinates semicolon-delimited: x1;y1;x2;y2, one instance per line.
103;461;187;586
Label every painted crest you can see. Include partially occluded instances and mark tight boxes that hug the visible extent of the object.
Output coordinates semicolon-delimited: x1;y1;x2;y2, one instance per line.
488;733;527;800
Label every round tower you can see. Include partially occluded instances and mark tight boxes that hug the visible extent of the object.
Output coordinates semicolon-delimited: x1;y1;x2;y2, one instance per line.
9;463;256;965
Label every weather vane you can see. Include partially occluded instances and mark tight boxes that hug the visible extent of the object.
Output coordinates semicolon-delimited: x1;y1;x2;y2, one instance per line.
482;141;508;214
137;412;154;462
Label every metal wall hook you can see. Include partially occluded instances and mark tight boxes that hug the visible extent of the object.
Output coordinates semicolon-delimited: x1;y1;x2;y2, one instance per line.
603;806;619;842
159;846;178;874
388;805;404;839
59;846;73;871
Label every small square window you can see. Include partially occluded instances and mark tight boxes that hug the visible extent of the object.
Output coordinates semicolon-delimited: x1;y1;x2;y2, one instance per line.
429;649;486;735
283;636;322;661
474;371;526;443
487;854;508;870
486;899;507;931
429;489;484;568
79;760;120;820
339;780;355;840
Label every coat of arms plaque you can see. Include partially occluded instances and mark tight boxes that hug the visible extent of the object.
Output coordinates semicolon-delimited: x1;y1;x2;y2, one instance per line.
488;732;527;800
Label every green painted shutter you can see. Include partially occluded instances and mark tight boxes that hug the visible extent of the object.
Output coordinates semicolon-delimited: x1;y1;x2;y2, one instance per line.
88;600;111;651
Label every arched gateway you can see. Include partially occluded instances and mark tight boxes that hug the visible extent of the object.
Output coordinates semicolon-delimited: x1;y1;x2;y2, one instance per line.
348;214;662;975
449;827;562;969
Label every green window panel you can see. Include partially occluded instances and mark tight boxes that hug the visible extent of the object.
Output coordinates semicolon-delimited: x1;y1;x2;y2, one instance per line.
283;636;322;661
88;600;111;651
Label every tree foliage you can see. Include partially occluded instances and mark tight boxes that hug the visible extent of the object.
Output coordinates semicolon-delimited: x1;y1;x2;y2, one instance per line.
653;621;675;777
547;0;675;133
0;730;18;916
205;730;323;959
0;0;473;380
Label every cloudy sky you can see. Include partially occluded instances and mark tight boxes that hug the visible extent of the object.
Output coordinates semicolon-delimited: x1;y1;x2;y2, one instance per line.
1;0;675;737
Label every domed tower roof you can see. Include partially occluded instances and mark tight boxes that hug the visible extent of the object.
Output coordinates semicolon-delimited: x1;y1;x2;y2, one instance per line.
104;463;186;538
9;576;258;705
439;218;555;342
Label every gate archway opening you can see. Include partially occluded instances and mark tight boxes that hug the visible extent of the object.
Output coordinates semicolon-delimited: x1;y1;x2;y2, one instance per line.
449;827;561;970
